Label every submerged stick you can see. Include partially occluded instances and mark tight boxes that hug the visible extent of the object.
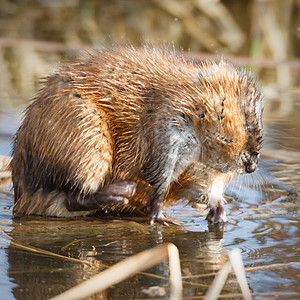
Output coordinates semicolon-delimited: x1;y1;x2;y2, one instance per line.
50;243;182;300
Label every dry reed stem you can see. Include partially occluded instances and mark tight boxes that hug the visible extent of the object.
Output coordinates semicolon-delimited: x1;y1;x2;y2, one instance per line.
168;243;183;300
0;37;299;69
182;261;296;280
203;261;231;300
184;291;299;299
0;229;90;266
50;243;182;300
228;249;252;300
195;0;245;52
204;248;252;300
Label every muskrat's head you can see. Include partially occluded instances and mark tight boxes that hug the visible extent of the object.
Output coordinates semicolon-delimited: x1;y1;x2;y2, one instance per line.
192;60;263;175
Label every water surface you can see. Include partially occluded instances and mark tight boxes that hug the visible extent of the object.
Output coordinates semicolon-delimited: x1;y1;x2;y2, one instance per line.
0;99;299;299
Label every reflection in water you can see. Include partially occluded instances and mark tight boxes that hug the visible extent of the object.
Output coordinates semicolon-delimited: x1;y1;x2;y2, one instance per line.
4;214;230;299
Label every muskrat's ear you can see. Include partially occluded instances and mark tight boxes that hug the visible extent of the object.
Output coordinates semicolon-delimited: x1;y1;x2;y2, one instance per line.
194;105;207;119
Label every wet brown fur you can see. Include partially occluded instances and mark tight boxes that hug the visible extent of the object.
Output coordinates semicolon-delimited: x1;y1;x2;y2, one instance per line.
11;47;263;222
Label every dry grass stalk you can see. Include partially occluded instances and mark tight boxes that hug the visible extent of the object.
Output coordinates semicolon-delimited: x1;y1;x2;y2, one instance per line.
195;0;245;52
168;243;183;300
204;261;232;300
1;229;90;266
228;249;252;300
204;248;252;300
50;243;182;300
182;261;297;280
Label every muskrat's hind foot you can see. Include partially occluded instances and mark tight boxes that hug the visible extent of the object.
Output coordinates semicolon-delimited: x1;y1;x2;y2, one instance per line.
206;205;228;223
99;181;137;207
102;181;136;200
66;181;136;211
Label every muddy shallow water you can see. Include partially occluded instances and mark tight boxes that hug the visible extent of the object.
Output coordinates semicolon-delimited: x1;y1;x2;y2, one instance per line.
0;99;299;299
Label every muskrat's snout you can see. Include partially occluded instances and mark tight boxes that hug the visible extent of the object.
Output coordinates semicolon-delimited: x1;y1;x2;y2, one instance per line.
243;151;260;173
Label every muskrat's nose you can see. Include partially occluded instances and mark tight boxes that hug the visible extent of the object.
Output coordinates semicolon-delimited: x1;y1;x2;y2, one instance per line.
245;152;259;173
245;162;256;173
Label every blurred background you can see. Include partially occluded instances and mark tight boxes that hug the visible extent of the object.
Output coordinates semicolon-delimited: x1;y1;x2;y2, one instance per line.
0;0;299;155
0;0;299;101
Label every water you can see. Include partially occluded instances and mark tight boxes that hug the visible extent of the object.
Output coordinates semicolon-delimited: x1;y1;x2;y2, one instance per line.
0;99;299;299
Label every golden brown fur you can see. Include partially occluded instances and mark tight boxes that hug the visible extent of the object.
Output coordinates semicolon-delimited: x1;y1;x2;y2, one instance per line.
11;47;263;224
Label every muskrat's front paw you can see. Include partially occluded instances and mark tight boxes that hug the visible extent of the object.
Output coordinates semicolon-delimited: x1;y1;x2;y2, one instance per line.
206;205;228;223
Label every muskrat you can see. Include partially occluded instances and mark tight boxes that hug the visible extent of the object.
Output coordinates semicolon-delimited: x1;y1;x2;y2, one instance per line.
11;47;263;225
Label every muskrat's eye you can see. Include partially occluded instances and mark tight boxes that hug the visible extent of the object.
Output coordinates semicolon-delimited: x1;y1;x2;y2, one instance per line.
246;123;251;132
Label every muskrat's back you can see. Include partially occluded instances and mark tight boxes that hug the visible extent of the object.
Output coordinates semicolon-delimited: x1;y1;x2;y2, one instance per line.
11;47;263;224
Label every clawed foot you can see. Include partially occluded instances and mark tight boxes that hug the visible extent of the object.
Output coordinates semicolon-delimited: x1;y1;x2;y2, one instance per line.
67;181;137;212
149;211;178;226
206;204;228;223
148;204;178;226
145;195;178;226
